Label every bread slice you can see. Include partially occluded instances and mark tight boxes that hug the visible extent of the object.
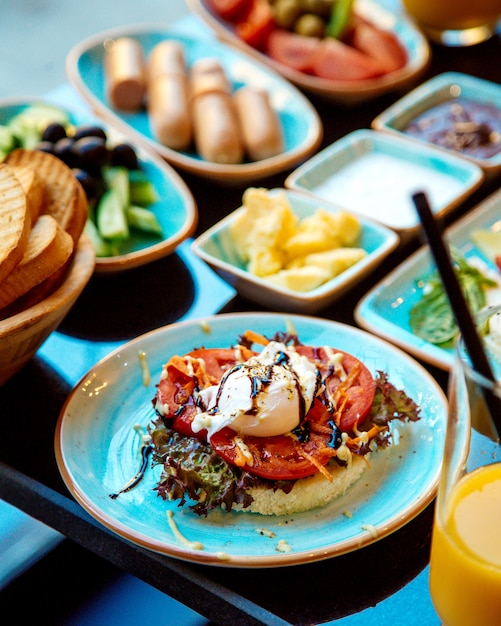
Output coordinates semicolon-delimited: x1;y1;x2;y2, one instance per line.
5;148;88;243
235;454;368;516
0;164;30;283
0;214;73;313
8;163;44;224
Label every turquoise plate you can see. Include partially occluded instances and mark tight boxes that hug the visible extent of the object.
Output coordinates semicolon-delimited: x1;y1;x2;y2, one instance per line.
55;312;447;567
65;24;322;184
0;96;198;274
285;129;484;241
355;187;501;371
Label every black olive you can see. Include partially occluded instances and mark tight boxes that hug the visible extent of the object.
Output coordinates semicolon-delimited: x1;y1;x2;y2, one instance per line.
110;142;139;169
73;125;107;142
41;122;67;143
72;167;100;200
36;140;56;156
71;136;109;170
53;136;76;167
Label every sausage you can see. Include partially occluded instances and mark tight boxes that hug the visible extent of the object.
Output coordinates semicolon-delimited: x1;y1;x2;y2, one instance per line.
189;58;244;164
233;86;284;161
146;41;192;150
104;37;146;111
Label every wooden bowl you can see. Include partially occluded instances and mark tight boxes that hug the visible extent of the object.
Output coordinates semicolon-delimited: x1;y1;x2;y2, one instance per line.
0;233;95;386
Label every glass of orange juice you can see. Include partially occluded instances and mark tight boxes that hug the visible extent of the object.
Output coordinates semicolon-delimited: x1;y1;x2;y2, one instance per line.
402;0;501;46
429;305;501;625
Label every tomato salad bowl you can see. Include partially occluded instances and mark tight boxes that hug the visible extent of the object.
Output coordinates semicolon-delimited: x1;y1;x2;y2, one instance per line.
187;0;432;103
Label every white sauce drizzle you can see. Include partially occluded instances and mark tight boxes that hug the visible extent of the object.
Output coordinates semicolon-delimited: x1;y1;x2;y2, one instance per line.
137;350;151;387
166;511;204;550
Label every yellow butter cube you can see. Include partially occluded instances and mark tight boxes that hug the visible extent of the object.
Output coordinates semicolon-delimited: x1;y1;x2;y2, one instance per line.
288;247;366;278
248;246;284;277
230;188;298;265
263;266;331;292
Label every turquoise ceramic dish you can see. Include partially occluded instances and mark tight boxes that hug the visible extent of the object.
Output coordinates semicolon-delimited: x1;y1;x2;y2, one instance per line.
191;188;399;314
188;0;431;104
66;24;322;184
355;187;501;371
55;312;448;567
0;96;198;273
372;72;501;175
285;129;484;241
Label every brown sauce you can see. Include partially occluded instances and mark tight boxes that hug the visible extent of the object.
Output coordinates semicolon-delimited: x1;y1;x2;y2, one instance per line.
404;98;501;159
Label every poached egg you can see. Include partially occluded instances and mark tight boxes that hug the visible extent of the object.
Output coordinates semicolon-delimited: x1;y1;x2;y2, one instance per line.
192;341;319;438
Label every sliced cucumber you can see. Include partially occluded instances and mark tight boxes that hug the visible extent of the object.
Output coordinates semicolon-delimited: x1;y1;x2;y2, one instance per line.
103;166;130;208
97;188;129;241
126;205;163;235
129;176;159;206
0;125;19;160
7;103;70;149
84;218;114;257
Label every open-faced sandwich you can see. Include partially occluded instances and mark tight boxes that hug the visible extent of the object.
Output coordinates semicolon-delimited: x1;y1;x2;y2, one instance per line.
147;328;421;516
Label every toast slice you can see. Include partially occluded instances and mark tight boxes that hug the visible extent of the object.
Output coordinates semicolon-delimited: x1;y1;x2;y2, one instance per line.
0;213;74;313
9;162;44;224
0;164;30;283
5;148;88;243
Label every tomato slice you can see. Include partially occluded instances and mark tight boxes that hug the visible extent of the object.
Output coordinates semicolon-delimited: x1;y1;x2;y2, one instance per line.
210;399;336;480
235;0;274;50
265;29;320;73
207;0;253;22
295;346;376;432
310;37;384;81
349;22;407;73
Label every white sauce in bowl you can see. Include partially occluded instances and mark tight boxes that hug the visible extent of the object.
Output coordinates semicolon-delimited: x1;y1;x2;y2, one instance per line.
310;152;465;230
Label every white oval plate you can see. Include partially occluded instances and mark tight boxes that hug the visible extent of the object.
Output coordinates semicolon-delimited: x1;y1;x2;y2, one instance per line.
188;0;431;103
55;312;447;568
66;24;323;184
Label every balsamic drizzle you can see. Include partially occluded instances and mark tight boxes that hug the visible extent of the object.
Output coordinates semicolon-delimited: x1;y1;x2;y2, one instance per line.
109;439;153;499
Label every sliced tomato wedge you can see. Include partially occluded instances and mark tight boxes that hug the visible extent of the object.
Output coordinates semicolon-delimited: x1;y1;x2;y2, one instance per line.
235;0;274;50
310;37;384;81
207;0;253;22
295;346;376;432
349;22;407;73
265;29;320;73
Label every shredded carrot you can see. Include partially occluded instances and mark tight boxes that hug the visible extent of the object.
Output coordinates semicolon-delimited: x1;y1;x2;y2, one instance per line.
242;329;269;347
349;424;386;448
166;354;216;388
300;449;333;481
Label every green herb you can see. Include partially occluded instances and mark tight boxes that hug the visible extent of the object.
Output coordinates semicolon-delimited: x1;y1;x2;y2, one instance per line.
326;0;355;39
150;422;261;516
409;248;497;345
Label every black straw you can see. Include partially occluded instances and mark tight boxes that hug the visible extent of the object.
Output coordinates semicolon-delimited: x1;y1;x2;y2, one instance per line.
412;191;501;438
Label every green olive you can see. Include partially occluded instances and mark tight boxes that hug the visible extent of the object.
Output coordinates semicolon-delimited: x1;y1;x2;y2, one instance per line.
294;13;326;37
273;0;303;29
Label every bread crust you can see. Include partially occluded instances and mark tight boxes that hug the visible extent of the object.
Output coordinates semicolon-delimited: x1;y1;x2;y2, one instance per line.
0;214;73;312
5;148;88;243
0;164;30;283
235;453;368;516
